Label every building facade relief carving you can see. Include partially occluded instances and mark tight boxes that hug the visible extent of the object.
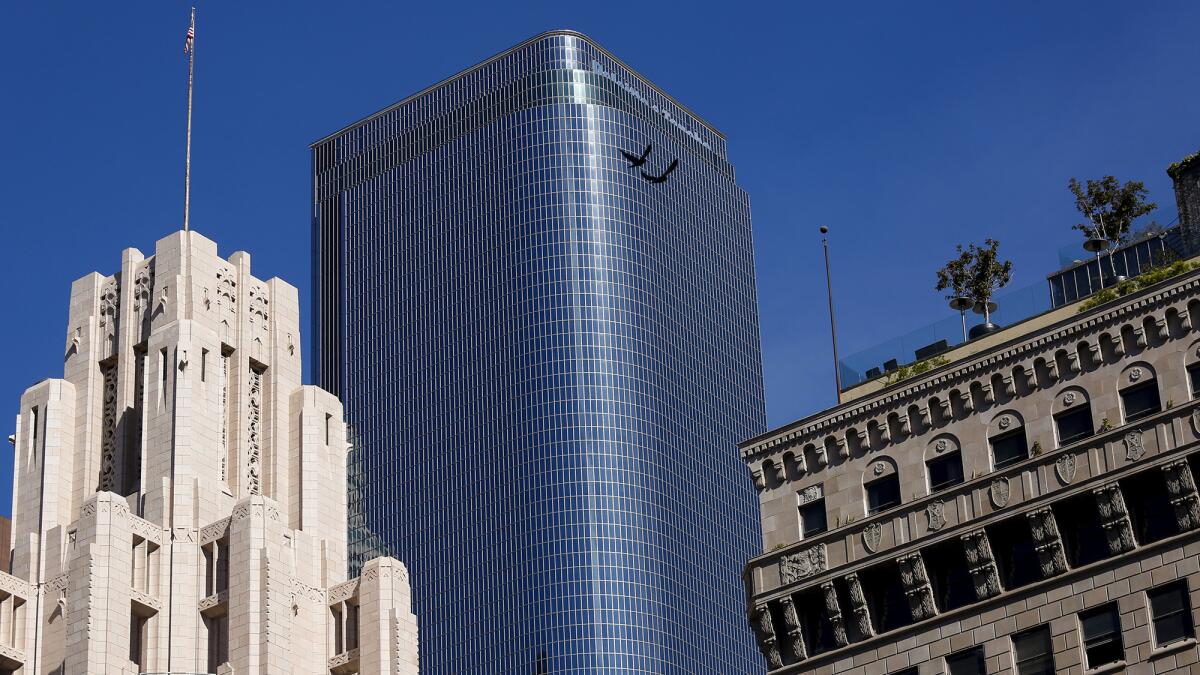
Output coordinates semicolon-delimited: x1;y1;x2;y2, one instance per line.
780;544;826;585
1162;459;1200;531
960;529;1001;600
1093;482;1137;555
896;552;936;621
1026;507;1068;577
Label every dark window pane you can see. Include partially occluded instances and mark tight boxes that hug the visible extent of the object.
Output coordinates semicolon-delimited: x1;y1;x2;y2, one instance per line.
1149;581;1194;646
927;452;964;491
947;647;986;675
1054;492;1109;567
1189;363;1200;398
1122;381;1161;422
891;669;919;675
987;517;1041;590
1122;470;1182;545
924;538;975;612
867;475;901;514
800;500;828;537
1081;604;1124;669
1054;406;1094;445
1013;625;1054;675
991;430;1028;468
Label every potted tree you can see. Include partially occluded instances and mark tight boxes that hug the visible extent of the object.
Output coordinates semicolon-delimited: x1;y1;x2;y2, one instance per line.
936;245;974;342
967;239;1012;337
1068;176;1157;285
937;239;1012;339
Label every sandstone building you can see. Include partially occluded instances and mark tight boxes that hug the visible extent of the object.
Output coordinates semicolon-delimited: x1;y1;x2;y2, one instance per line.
743;167;1200;674
2;231;418;674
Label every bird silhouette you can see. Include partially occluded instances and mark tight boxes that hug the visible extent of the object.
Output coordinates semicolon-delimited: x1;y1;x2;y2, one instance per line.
621;144;653;168
642;159;679;184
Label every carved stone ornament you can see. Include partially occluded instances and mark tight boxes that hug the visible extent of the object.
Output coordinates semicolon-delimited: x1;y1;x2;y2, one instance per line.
1129;367;1143;382
780;543;827;585
998;415;1012;430
935;439;948;452
1123;430;1145;462
246;367;264;495
98;362;118;492
989;477;1011;508
927;500;947;531
862;522;882;553
1063;392;1077;406
1055;452;1078;485
796;484;824;506
873;461;886;476
1191;408;1200;436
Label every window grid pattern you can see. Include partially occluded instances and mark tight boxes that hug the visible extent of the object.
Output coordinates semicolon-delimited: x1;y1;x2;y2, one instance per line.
313;33;765;675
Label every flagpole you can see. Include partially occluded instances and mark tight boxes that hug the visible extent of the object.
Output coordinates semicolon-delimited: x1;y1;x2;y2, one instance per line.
821;226;843;403
183;7;196;232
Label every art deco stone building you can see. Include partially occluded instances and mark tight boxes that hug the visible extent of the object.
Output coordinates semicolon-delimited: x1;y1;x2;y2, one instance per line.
2;230;418;674
743;181;1200;673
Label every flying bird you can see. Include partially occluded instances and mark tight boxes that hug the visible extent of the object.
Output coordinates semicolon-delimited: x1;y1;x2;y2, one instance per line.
621;144;653;168
642;159;679;184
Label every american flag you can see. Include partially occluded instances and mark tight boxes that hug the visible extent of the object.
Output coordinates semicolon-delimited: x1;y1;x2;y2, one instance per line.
184;21;194;53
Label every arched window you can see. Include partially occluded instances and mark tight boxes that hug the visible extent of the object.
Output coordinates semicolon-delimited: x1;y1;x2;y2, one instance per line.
1186;340;1200;399
925;435;963;492
1119;364;1161;423
864;457;900;515
989;412;1028;469
1053;388;1094;446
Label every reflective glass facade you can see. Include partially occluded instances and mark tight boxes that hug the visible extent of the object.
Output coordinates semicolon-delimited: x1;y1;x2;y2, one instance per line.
312;31;765;674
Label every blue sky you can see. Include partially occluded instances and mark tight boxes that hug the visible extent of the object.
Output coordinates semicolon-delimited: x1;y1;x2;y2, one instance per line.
1;2;1198;514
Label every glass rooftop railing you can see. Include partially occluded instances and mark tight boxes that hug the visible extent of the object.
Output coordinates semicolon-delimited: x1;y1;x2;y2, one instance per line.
837;224;1189;390
837;280;1049;389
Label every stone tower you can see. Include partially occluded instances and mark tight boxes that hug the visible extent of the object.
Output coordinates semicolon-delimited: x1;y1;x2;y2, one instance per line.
1170;153;1200;256
3;231;419;674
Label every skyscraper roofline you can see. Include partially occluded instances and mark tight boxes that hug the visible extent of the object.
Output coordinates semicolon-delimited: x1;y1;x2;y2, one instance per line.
310;29;726;147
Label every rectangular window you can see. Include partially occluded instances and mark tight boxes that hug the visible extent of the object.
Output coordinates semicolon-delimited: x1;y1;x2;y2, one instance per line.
1121;381;1161;422
1080;603;1124;669
946;646;986;675
1013;625;1054;675
991;429;1028;469
799;499;827;538
926;452;964;491
1149;581;1194;647
1054;406;1094;445
891;669;919;675
129;612;148;667
1189;362;1200;398
866;475;901;514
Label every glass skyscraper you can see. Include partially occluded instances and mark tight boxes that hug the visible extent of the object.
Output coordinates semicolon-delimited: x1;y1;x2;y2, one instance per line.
312;30;766;674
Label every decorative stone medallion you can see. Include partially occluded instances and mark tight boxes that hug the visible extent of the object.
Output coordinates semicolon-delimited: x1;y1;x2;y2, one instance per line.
1063;392;1076;406
1129;367;1143;382
862;522;882;553
1055;453;1078;485
1123;430;1145;462
927;500;947;531
797;484;824;506
1191;408;1200;436
989;477;1011;508
935;439;948;452
780;543;827;584
873;461;886;476
998;415;1012;430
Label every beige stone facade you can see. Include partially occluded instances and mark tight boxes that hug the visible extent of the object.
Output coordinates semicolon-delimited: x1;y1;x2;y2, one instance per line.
2;231;418;674
742;265;1200;674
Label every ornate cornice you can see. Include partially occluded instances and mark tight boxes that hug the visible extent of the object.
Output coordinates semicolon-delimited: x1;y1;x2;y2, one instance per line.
741;270;1200;464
